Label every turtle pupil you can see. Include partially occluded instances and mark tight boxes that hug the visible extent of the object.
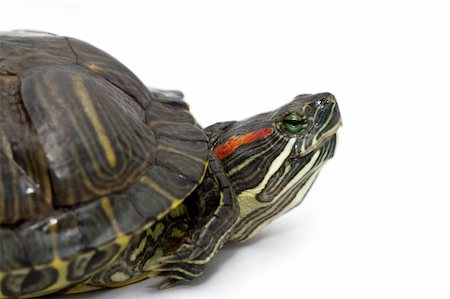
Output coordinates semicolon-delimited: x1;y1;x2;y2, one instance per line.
282;113;306;133
284;119;302;126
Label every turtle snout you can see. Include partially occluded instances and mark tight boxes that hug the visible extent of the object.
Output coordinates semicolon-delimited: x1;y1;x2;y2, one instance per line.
313;93;340;126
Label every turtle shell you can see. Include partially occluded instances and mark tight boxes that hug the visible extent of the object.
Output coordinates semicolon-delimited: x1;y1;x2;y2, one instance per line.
0;31;208;297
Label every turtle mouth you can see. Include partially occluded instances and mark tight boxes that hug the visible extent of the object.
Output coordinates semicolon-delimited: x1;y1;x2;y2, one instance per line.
298;120;342;157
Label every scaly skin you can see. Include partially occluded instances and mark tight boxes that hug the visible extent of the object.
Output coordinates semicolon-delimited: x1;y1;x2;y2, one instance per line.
68;154;238;292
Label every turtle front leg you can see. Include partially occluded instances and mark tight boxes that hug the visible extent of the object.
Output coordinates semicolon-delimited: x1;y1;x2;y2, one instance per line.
157;154;239;288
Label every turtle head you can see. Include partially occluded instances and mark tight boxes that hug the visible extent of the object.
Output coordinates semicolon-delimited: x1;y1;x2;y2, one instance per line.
209;92;341;242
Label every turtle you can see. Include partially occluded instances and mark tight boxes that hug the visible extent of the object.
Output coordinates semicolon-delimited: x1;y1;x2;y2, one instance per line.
0;30;341;298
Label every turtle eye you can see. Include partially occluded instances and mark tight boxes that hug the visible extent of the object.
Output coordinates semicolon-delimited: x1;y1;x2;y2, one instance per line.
282;113;307;134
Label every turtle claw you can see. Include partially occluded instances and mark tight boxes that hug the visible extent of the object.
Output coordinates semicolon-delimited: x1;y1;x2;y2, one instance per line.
159;277;181;290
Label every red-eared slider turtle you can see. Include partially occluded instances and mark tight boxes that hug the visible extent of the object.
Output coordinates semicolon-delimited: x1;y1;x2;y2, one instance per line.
0;30;341;298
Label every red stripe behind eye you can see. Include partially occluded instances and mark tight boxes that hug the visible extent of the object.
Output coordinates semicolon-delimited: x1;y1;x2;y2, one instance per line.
212;128;273;160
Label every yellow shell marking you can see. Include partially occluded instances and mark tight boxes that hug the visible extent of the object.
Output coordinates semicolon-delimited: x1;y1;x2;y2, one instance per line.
74;76;117;167
63;284;102;294
100;197;121;233
139;176;184;216
139;176;178;202
98;197;132;259
157;145;205;163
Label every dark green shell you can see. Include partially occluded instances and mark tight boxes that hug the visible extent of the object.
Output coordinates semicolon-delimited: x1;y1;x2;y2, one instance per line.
0;31;208;297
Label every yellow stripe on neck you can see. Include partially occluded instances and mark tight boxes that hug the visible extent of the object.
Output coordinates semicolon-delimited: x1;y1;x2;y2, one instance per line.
236;138;297;220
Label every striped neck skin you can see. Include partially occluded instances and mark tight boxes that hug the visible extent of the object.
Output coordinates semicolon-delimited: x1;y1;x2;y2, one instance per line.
212;93;341;243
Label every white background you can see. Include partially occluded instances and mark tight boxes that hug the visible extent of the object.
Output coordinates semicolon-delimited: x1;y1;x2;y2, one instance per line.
1;1;449;298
